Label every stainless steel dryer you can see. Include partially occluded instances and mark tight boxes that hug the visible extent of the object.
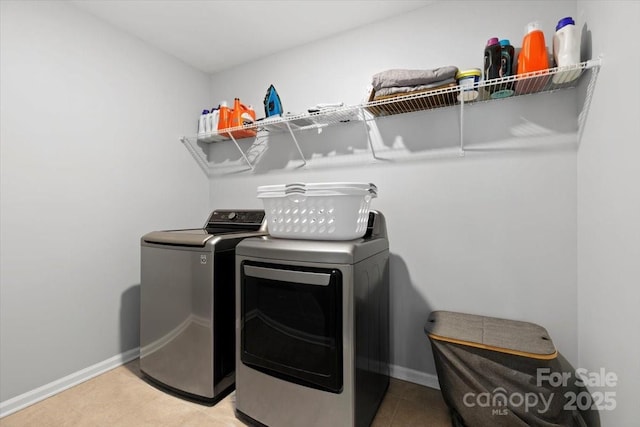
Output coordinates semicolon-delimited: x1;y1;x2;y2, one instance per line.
235;211;389;427
140;210;266;403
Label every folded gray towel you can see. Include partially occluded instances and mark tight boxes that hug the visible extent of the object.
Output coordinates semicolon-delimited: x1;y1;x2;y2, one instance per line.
372;66;459;90
373;78;457;97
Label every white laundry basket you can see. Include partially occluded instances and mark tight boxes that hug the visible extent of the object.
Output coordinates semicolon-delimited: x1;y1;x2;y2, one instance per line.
257;182;377;240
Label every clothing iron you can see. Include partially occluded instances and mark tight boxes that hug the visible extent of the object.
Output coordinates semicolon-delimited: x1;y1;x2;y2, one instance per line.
263;84;283;117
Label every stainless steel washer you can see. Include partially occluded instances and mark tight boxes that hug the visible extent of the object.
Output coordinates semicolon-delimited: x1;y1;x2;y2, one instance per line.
140;210;266;403
235;211;389;427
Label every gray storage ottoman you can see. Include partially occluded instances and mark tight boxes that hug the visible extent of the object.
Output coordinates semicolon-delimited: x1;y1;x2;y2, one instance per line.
425;311;599;427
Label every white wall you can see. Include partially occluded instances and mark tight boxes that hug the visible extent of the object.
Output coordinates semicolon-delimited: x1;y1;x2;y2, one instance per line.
207;0;581;385
577;1;640;426
0;1;210;404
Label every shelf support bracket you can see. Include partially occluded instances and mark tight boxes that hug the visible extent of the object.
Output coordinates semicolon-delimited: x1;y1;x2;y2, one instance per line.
577;55;603;146
459;89;466;156
284;121;307;167
360;107;385;161
228;133;255;170
180;137;211;176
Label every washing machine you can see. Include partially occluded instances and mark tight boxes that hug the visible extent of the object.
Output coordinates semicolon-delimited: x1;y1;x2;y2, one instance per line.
235;211;389;427
140;209;267;403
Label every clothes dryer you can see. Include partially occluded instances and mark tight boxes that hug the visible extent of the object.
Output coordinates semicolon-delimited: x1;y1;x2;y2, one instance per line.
235;211;389;426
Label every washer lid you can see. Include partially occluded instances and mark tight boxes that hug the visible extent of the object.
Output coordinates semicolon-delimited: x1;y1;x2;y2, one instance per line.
142;230;213;247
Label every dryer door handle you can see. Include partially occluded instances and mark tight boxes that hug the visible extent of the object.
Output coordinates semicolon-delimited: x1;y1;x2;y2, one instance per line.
243;265;331;286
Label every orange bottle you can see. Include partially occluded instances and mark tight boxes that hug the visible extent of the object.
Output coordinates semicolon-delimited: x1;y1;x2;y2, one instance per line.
515;21;550;94
217;100;231;137
229;98;257;139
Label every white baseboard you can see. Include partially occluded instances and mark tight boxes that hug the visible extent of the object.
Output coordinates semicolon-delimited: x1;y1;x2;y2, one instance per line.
0;347;140;418
390;364;440;390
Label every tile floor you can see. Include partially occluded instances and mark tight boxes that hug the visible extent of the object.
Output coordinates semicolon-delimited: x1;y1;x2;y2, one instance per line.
1;359;451;427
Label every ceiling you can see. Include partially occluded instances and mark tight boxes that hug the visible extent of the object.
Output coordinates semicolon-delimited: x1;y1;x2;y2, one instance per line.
71;0;433;74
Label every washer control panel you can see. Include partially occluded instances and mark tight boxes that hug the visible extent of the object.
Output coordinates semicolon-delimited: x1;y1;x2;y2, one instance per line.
207;210;265;225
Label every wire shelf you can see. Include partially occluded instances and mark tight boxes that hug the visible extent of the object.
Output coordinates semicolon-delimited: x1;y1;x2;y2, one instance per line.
194;106;363;143
181;58;601;172
365;59;600;117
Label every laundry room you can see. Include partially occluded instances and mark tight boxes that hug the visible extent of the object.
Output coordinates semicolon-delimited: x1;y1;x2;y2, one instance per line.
0;1;638;427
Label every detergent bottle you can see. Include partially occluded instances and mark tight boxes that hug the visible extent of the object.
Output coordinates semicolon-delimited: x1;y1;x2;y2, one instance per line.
242;105;257;126
483;37;502;96
229;98;257;139
499;40;515;77
552;17;581;83
515;21;550;94
484;38;501;79
217;101;230;136
491;39;515;99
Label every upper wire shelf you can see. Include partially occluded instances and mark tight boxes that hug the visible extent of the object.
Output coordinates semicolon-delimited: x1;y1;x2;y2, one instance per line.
365;58;601;116
181;58;601;173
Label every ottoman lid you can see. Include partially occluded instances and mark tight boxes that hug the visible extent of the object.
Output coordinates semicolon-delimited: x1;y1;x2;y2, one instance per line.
425;311;557;360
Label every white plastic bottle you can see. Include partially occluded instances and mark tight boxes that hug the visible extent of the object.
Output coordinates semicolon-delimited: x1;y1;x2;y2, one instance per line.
204;110;211;135
552;16;581;83
211;107;220;134
197;109;210;139
208;108;220;134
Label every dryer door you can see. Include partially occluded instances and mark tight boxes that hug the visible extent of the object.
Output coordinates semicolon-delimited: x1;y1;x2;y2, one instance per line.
240;261;343;393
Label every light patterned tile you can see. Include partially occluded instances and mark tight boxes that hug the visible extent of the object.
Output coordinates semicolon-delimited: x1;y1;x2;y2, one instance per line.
375;393;401;419
372;405;394;427
50;368;163;425
204;413;248;427
402;382;447;408
371;414;392;427
391;397;451;427
387;377;412;397
2;365;455;427
112;391;206;427
0;394;84;427
177;410;246;427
